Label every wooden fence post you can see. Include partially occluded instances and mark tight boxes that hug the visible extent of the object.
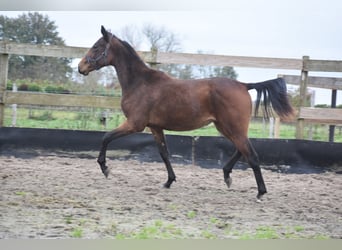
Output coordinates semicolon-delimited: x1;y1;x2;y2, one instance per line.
269;117;274;138
148;47;160;69
11;83;17;127
0;53;9;127
329;89;337;142
274;117;280;138
296;56;309;139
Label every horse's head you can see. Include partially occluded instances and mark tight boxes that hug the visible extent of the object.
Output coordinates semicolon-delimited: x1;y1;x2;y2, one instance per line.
78;26;113;75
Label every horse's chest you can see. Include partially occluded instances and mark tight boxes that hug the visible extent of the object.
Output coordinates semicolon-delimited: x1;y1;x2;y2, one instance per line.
120;95;150;117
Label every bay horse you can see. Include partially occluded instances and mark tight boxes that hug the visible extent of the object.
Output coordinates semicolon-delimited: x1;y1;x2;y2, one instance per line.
78;26;294;200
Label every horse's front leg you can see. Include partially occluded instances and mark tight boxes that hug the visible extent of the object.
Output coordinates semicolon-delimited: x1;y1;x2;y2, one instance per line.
98;121;136;177
150;127;176;188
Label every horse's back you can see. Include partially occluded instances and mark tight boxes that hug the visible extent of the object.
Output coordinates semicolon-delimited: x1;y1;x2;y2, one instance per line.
208;78;251;107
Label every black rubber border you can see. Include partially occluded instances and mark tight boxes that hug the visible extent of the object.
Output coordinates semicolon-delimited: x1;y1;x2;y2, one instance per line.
1;127;341;173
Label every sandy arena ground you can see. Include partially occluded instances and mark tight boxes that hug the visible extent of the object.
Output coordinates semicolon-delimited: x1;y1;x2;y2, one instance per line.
0;151;341;239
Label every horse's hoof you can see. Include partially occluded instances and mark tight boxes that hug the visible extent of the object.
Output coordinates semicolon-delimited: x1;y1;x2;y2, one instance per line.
225;177;232;188
163;178;175;188
103;167;110;178
256;191;266;202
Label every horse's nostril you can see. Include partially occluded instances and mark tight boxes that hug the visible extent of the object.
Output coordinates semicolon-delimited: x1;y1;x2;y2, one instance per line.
78;66;88;76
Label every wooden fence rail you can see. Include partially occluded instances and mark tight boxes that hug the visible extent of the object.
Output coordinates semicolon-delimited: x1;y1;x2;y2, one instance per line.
3;91;121;109
279;75;342;90
1;42;342;141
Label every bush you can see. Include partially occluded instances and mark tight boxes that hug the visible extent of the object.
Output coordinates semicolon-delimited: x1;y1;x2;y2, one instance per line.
315;104;329;108
45;85;58;93
45;85;70;94
6;82;13;90
18;83;42;92
18;84;29;91
28;84;42;92
56;86;70;94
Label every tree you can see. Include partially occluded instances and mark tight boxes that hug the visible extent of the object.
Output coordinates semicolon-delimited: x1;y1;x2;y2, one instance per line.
0;12;72;82
142;24;185;79
119;24;142;49
119;24;237;80
142;24;181;52
287;87;312;109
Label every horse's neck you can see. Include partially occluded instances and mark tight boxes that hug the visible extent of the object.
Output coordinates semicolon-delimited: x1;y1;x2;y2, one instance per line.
111;48;149;94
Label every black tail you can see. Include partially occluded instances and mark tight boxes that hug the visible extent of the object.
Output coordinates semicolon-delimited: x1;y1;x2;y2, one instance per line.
247;78;294;119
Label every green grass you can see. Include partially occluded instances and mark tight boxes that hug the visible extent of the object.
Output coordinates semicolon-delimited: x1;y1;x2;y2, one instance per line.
62;217;331;239
4;106;342;142
187;210;197;219
228;225;330;239
65;216;73;225
239;226;280;239
116;220;184;239
200;230;217;239
14;191;27;196
70;227;83;238
116;221;330;239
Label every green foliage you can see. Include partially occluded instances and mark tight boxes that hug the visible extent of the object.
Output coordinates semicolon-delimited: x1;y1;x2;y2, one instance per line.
6;81;13;90
0;12;72;82
17;82;47;92
315;104;330;108
294;225;305;232
315;104;342;109
287;87;312;108
7;79;74;95
18;84;29;91
29;110;55;121
4;107;342;142
14;191;27;196
187;210;197;219
238;226;280;239
27;84;42;92
45;85;70;94
64;216;73;225
70;227;83;238
201;230;217;239
229;225;331;239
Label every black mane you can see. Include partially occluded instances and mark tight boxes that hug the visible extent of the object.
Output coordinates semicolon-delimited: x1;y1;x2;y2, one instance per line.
117;37;146;65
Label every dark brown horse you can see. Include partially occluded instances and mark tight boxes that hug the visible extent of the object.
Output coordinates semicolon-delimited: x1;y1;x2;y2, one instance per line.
78;26;293;200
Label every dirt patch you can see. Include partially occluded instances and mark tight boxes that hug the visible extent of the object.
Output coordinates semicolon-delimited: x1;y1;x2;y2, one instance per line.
0;152;341;239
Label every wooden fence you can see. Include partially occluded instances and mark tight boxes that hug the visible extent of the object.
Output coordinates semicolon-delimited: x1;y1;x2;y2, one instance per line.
0;41;342;140
279;60;342;141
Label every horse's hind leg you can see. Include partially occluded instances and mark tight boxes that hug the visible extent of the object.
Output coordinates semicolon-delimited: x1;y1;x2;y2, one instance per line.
223;150;242;188
150;127;176;188
215;122;266;199
234;137;267;200
214;123;242;189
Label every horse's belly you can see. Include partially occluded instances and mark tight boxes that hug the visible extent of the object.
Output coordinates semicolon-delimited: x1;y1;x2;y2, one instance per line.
149;112;215;131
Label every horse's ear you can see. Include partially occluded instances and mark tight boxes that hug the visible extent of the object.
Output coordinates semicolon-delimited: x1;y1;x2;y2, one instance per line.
101;25;109;42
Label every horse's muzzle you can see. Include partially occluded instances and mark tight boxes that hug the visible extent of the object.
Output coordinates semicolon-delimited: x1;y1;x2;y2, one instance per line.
78;66;88;76
78;59;90;75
